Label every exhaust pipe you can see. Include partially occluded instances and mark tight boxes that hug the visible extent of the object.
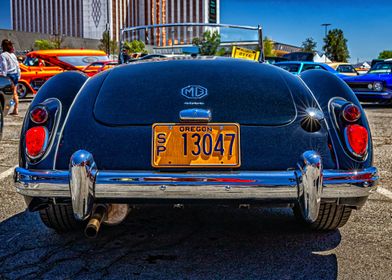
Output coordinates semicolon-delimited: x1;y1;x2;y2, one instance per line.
84;205;108;238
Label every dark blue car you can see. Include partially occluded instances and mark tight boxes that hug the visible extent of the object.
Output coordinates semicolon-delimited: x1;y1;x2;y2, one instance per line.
344;61;392;104
13;23;378;237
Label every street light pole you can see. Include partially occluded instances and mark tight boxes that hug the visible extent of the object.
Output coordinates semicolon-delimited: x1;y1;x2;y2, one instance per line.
321;23;331;62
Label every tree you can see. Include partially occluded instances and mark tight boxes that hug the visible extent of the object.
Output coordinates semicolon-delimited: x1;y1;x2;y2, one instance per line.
192;30;221;55
99;31;118;55
378;50;392;59
323;29;350;62
34;39;55;50
302;37;317;52
123;40;147;54
263;37;275;57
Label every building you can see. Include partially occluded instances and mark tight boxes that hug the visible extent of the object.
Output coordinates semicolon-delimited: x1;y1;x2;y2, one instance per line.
10;0;220;44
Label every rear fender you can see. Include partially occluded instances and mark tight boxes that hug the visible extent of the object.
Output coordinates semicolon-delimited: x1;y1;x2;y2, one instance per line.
300;70;373;169
19;71;88;169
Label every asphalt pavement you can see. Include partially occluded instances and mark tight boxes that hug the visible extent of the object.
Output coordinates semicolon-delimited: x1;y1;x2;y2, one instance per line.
0;100;391;280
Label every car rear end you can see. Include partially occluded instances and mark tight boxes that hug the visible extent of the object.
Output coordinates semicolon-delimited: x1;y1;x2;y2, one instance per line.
14;59;378;235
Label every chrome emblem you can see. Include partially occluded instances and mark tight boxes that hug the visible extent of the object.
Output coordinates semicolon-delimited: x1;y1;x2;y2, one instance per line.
181;85;208;99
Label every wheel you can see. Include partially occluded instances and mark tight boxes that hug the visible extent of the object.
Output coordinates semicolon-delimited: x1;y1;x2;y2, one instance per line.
293;202;352;231
16;83;29;98
39;204;85;232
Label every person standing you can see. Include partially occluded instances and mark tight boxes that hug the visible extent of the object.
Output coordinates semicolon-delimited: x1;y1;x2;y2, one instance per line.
0;39;20;115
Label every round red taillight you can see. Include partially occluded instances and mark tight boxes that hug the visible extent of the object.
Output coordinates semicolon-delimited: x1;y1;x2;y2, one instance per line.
25;126;48;159
345;124;368;157
342;104;361;123
30;106;48;124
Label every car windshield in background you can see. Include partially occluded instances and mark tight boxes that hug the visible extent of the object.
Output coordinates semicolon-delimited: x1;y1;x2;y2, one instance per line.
58;55;109;66
275;63;300;73
368;63;392;74
337;65;356;73
120;24;261;60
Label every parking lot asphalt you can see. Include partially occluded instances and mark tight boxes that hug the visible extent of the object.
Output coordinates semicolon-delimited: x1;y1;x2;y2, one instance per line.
0;100;391;280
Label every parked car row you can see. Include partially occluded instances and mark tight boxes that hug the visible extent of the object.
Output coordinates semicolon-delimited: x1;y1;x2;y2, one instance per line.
275;60;392;105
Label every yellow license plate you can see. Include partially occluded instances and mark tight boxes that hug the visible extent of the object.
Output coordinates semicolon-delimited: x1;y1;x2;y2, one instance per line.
152;123;240;168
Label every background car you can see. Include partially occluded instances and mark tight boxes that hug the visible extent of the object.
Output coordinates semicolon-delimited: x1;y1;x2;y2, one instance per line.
274;61;345;77
344;60;392;104
0;76;14;139
18;49;108;98
329;62;359;76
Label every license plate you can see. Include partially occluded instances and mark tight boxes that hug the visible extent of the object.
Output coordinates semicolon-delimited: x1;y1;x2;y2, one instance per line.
152;123;240;168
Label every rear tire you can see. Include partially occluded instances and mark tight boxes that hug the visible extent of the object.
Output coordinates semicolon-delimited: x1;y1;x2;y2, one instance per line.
39;204;85;232
293;202;352;231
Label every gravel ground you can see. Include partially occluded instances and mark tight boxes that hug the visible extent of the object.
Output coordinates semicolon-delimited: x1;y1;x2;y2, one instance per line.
0;100;391;280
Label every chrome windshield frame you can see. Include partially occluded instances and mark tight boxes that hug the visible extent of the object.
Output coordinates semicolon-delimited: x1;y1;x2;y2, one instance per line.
119;22;264;62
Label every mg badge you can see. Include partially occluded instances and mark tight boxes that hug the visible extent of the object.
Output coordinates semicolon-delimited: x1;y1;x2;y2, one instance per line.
181;85;208;99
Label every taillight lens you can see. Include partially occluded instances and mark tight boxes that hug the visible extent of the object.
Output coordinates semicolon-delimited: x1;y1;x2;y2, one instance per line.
30;106;48;124
342;104;361;123
345;124;368;157
25;126;48;158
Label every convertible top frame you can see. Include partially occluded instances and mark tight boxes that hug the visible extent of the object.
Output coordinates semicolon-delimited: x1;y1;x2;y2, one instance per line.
119;23;264;62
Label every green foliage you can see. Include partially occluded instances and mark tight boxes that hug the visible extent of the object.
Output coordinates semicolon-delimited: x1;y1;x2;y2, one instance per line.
302;37;317;52
263;37;275;57
123;40;147;54
99;31;118;55
216;47;229;57
192;30;221;55
378;50;392;59
34;39;55;50
323;29;350;62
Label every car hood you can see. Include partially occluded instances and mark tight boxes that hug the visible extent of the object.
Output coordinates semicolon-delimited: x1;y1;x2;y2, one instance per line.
26;53;79;71
344;73;391;83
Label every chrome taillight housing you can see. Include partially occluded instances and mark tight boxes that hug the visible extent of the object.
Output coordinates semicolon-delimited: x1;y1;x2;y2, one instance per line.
344;124;369;157
25;126;49;159
30;106;49;124
342;103;361;123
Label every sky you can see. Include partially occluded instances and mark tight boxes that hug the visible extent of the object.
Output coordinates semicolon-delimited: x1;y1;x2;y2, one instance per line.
0;0;391;62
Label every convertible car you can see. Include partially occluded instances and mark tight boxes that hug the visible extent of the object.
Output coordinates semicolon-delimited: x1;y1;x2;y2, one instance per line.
344;60;392;104
0;76;14;139
274;61;346;78
14;24;378;238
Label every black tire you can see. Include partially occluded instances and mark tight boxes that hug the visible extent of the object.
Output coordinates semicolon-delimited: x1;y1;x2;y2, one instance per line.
39;204;85;232
16;83;29;99
293;203;352;231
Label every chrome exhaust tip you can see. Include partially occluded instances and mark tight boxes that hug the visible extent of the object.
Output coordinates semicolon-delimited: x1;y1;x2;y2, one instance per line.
84;205;107;238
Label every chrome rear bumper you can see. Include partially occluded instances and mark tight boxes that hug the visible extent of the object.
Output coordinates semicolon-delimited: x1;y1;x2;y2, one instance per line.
14;150;378;222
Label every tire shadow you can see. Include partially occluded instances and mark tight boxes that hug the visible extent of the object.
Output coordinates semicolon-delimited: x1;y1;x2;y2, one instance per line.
0;206;340;280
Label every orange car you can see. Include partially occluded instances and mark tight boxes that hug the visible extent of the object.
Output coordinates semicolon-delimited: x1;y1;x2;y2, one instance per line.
18;49;108;98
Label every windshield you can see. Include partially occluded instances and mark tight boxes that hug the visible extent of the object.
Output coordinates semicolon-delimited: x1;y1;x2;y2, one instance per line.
368;63;392;74
337;65;356;73
58;55;109;66
119;23;261;62
275;63;300;73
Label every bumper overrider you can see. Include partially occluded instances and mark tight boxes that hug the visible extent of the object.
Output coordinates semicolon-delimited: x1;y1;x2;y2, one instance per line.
14;150;378;223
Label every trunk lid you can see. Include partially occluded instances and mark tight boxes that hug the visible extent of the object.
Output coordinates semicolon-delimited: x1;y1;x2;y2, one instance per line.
93;59;297;126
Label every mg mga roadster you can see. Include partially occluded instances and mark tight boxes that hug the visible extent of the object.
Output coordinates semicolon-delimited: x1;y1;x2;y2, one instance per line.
14;24;378;237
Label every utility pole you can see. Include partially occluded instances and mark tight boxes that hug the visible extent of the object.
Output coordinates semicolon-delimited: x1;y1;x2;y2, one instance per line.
321;23;331;62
